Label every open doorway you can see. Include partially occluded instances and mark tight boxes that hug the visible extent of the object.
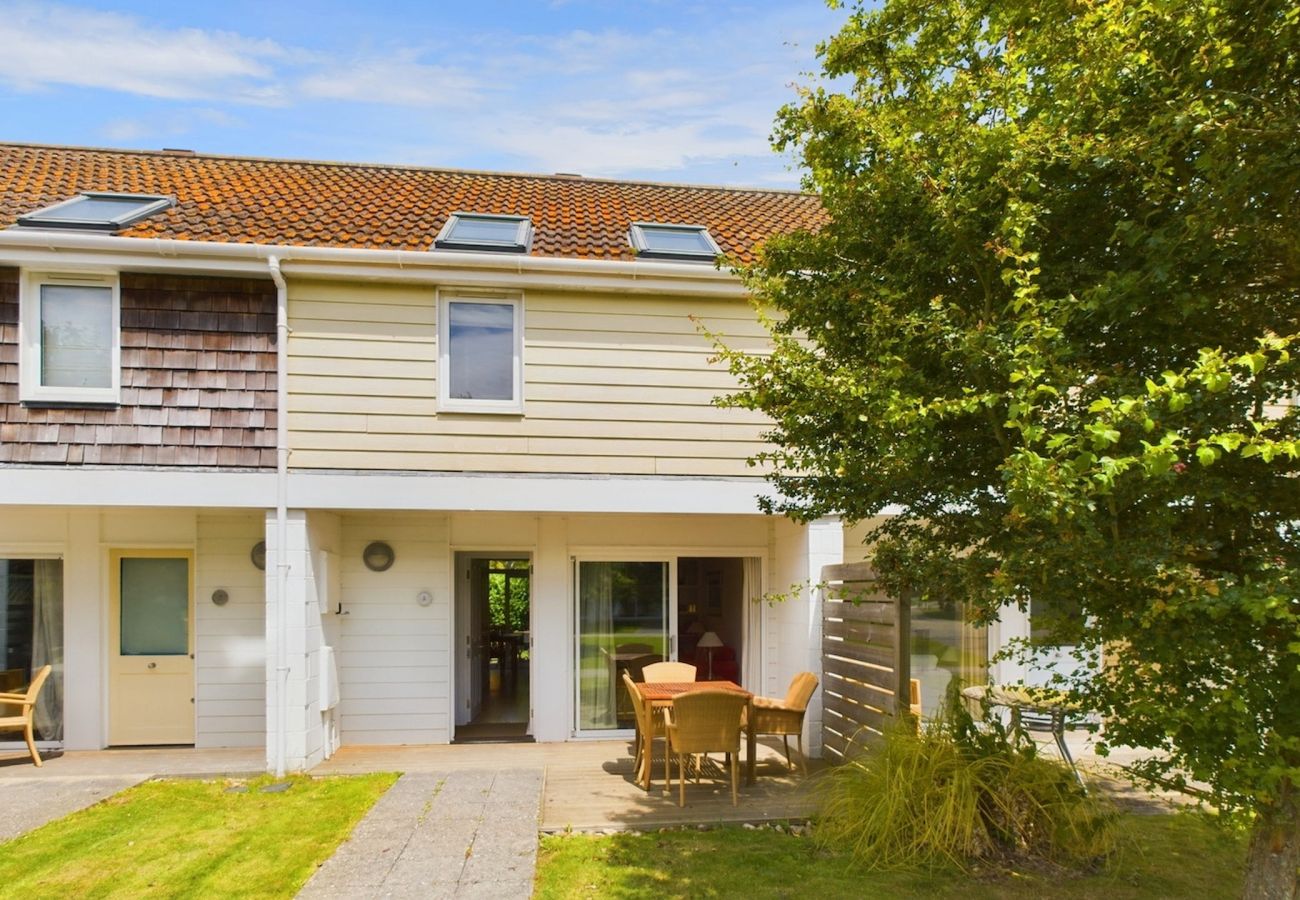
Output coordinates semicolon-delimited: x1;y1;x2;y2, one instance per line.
454;553;531;742
677;557;749;685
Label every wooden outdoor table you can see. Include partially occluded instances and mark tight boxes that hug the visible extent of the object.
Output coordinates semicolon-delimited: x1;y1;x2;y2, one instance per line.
640;680;756;786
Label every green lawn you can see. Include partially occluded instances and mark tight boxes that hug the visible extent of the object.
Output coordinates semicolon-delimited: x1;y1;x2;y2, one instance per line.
0;773;397;899
535;812;1247;900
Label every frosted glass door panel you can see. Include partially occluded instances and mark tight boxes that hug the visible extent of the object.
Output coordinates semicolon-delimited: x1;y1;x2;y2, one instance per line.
119;558;189;656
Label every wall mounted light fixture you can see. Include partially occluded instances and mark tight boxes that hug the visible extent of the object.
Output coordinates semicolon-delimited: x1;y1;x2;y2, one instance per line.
211;588;230;607
250;541;266;571
363;541;395;572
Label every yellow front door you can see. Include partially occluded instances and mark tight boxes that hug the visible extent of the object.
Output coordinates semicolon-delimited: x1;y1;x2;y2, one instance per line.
109;550;195;745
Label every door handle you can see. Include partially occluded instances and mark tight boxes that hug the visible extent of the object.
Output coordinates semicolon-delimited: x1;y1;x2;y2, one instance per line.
147;662;157;669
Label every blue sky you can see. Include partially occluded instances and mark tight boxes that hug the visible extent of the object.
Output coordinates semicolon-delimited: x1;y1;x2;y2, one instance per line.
0;1;850;187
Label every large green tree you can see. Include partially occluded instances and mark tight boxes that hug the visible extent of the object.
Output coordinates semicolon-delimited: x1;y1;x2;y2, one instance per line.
720;1;1300;895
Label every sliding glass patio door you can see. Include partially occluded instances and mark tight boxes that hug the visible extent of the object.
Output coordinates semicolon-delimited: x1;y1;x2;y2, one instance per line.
574;559;672;734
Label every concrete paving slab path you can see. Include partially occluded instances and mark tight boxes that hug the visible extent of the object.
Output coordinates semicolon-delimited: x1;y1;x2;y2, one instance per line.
0;747;265;844
298;768;544;900
0;774;142;843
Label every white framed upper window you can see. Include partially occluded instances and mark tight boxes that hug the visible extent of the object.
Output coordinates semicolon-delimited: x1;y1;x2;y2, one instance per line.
437;292;524;414
433;213;533;253
628;222;721;262
19;271;121;405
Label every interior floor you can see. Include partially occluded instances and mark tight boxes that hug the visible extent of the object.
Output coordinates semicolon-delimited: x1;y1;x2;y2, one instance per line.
454;659;530;743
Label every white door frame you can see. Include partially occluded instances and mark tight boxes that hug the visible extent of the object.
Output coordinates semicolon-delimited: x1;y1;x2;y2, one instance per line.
570;553;676;740
566;547;769;740
0;546;64;751
451;549;534;736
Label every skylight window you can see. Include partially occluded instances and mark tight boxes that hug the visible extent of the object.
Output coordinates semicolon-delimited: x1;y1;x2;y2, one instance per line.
16;193;175;232
434;213;533;253
628;222;721;261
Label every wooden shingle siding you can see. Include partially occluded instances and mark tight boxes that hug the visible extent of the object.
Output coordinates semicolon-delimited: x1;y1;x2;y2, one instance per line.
287;280;773;476
0;268;278;467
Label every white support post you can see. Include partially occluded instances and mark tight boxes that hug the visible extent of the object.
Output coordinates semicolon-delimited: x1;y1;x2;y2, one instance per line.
770;515;844;759
264;510;326;772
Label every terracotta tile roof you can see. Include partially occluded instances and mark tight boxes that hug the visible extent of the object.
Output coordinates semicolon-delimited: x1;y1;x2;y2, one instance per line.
0;142;824;264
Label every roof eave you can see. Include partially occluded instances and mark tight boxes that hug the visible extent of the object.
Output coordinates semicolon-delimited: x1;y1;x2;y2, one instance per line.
0;230;751;298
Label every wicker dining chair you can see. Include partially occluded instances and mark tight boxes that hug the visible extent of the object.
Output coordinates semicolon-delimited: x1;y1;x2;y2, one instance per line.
622;670;663;791
0;665;52;767
663;689;748;807
641;660;696;683
745;671;819;775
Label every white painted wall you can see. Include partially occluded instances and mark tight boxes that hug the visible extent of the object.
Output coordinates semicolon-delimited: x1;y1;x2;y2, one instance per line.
333;513;450;745
533;516;568;742
195;513;265;747
768;515;844;757
0;507;268;751
309;511;342;759
317;511;779;746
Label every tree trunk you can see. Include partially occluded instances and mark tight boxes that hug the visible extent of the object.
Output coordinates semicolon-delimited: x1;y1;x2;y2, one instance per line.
1244;778;1300;900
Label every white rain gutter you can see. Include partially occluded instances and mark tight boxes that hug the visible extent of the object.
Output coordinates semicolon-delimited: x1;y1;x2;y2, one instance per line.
0;231;749;298
266;255;289;778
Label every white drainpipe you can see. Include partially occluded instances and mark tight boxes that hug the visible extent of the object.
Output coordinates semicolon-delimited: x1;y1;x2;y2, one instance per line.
267;256;290;778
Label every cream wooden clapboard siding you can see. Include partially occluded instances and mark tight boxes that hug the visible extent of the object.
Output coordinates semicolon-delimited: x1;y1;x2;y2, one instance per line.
286;280;774;475
334;514;450;745
194;514;266;747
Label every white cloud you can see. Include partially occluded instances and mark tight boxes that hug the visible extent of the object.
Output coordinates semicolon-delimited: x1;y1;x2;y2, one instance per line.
298;56;482;109
478;118;761;177
100;108;242;144
0;3;287;103
0;2;841;184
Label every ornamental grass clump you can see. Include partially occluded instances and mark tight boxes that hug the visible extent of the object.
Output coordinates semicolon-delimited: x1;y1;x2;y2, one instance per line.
815;688;1117;872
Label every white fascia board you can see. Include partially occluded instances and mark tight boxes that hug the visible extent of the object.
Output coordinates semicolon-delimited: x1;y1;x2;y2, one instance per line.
287;471;778;515
0;467;276;508
0;465;897;517
0;466;775;514
0;231;750;299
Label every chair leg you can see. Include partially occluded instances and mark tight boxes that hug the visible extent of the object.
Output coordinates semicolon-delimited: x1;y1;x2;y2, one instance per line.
783;734;792;771
664;741;671;794
24;720;40;768
678;752;686;808
796;734;805;776
730;752;738;806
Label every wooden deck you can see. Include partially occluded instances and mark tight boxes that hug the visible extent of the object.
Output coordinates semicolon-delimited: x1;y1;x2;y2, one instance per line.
312;738;824;831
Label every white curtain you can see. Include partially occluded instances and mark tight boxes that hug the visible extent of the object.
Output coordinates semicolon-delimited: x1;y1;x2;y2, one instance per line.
31;559;63;741
578;562;616;729
742;557;763;691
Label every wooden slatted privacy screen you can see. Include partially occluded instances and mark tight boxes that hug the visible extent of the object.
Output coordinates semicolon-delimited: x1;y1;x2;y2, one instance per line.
820;561;911;762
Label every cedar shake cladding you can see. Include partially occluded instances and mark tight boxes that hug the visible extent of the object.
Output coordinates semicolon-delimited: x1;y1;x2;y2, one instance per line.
0;268;277;467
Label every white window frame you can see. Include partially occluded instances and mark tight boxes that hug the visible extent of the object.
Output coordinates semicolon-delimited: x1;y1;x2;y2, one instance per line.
18;270;121;405
436;290;525;414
